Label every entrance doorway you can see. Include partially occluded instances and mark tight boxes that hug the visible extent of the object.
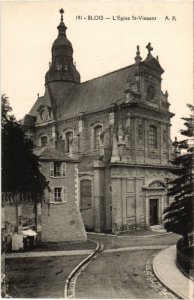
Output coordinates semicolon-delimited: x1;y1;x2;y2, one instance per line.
149;199;159;226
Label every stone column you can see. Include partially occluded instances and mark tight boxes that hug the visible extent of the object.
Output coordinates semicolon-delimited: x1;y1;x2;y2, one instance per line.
159;122;163;164
111;135;120;162
158;196;162;225
131;115;136;161
111;178;123;233
167;124;171;161
135;178;141;229
51;125;56;139
160;195;164;225
145;194;150;228
144;119;148;163
93;160;105;232
133;117;138;162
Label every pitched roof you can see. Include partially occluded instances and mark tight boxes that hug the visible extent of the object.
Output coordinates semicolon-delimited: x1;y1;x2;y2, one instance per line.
79;154;100;171
22;114;36;127
57;65;136;120
34;147;78;162
28;88;51;117
26;55;164;123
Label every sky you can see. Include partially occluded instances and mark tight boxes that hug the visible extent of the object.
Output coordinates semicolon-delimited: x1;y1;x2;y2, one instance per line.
1;0;193;140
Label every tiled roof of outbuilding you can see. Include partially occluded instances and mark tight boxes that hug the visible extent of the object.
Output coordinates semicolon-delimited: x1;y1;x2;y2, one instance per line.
34;147;78;162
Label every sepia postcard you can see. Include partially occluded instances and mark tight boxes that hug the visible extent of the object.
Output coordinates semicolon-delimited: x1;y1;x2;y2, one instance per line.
1;0;193;299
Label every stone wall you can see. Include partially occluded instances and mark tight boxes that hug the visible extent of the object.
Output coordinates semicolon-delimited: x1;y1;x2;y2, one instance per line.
41;162;87;242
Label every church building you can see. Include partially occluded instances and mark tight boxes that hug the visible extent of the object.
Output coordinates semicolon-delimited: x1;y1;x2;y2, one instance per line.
23;9;176;238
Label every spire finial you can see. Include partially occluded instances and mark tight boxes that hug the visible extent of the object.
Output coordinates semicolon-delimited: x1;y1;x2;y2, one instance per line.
136;45;140;56
134;45;142;63
59;8;64;22
146;42;153;55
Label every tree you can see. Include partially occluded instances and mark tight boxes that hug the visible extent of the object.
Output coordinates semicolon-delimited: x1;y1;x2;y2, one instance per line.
2;94;48;196
163;104;194;244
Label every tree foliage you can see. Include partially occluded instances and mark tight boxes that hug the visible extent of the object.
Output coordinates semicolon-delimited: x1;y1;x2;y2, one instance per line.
2;95;48;196
163;104;194;243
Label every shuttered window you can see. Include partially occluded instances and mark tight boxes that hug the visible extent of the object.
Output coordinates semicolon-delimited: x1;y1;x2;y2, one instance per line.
50;162;66;177
50;162;54;177
62;163;66;177
50;187;67;203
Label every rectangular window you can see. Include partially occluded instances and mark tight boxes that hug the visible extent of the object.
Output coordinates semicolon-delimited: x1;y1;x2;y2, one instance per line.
94;125;102;150
54;162;61;177
41;136;48;147
65;132;73;153
50;162;66;177
50;162;54;177
149;126;157;149
54;187;62;202
50;187;67;203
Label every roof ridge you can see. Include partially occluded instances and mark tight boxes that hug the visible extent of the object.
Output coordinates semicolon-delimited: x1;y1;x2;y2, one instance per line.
79;64;135;86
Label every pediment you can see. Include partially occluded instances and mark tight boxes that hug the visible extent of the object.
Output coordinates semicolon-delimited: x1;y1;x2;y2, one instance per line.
36;105;53;123
143;180;166;191
142;56;164;74
149;180;166;189
36;104;51;113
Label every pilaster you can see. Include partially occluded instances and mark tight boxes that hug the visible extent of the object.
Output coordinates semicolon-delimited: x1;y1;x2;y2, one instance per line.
145;194;150;229
135;178;141;229
111;178;123;233
93;160;105;232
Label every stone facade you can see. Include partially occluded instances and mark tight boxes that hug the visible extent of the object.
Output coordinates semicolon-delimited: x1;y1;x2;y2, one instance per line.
39;155;86;242
23;10;177;235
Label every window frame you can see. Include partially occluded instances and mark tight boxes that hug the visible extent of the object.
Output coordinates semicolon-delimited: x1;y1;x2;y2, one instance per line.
63;130;74;153
50;187;67;204
49;162;66;178
92;124;103;151
40;135;48;147
148;125;157;149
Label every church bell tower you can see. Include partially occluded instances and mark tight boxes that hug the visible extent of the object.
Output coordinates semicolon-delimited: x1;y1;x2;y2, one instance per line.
45;9;80;84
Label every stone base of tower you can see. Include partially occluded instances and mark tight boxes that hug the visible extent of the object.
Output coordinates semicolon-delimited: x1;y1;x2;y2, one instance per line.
41;202;87;242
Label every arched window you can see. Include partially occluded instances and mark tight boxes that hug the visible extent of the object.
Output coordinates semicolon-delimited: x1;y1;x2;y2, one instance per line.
65;131;73;153
93;125;102;150
149;126;157;149
40;136;48;147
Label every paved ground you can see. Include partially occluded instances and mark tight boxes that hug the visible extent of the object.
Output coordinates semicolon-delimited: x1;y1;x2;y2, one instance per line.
76;249;165;299
88;232;180;249
153;245;193;299
6;255;87;298
5;232;182;299
6;249;93;258
6;240;96;253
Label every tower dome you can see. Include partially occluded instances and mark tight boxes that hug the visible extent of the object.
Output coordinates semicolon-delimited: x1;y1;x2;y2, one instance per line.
45;9;80;84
